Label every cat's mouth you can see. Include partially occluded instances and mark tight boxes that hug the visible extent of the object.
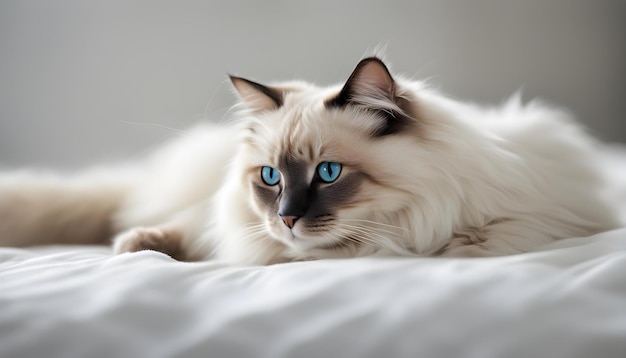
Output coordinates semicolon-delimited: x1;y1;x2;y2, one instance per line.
272;216;362;252
287;232;330;250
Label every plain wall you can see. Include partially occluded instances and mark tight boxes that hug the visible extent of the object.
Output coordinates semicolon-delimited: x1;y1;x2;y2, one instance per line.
1;0;625;169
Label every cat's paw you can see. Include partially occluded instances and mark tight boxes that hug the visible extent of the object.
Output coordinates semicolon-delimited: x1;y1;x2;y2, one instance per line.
113;227;183;260
440;244;497;257
113;227;165;254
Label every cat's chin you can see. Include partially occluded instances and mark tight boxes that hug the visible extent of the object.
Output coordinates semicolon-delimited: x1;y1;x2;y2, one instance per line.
279;231;344;252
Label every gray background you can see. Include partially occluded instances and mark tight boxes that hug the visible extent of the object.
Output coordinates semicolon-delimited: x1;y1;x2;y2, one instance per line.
1;0;625;169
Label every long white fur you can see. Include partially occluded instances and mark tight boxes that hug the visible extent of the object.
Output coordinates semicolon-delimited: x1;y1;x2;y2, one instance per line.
0;60;621;265
195;78;619;264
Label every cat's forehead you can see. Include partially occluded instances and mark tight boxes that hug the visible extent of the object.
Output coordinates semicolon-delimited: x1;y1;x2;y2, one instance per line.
250;86;337;157
274;82;338;113
271;107;328;163
243;83;374;166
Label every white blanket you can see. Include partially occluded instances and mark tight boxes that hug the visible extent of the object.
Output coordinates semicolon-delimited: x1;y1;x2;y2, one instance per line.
1;230;625;358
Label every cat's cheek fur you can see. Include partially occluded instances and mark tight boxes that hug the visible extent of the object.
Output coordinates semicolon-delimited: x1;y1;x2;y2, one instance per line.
248;180;285;238
250;182;279;215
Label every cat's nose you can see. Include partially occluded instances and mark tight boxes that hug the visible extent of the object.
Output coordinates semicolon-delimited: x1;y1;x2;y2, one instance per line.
280;215;300;229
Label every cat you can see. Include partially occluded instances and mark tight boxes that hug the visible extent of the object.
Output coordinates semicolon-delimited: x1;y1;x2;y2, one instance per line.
0;57;621;265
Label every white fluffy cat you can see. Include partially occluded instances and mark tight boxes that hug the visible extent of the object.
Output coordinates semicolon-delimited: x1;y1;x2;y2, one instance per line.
0;57;620;265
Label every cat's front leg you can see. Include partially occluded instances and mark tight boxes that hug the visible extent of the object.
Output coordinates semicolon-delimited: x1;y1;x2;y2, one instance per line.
113;226;186;260
113;202;209;261
438;242;500;257
438;218;542;258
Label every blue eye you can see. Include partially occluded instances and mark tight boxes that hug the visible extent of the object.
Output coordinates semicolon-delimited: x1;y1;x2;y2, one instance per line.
317;162;342;183
261;166;280;186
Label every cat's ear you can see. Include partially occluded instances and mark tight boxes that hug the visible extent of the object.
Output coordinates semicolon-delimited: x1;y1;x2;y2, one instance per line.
326;57;396;109
230;76;283;112
326;57;412;136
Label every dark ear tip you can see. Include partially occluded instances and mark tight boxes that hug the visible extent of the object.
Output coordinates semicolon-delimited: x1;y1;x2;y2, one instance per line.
355;57;391;73
228;75;261;89
228;74;242;84
360;56;385;63
357;56;387;67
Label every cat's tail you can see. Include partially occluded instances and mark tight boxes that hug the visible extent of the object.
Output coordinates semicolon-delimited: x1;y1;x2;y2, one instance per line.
0;167;139;247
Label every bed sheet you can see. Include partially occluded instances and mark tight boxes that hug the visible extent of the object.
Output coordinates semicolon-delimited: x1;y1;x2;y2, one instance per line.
1;229;626;358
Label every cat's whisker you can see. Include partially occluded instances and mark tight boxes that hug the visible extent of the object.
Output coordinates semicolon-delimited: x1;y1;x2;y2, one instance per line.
331;226;381;248
322;234;347;251
334;223;416;256
328;225;362;241
336;222;403;242
238;223;271;242
239;229;266;238
239;225;265;233
215;105;240;126
239;227;268;238
342;227;388;242
337;219;410;233
240;230;274;245
203;78;232;124
336;219;410;237
240;222;266;231
119;121;188;137
339;234;379;249
330;231;370;248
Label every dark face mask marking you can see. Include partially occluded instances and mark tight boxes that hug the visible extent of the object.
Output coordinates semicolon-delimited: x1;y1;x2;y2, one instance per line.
252;152;365;233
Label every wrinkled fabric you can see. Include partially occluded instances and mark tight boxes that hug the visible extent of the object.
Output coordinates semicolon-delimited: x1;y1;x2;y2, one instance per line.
1;229;625;358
